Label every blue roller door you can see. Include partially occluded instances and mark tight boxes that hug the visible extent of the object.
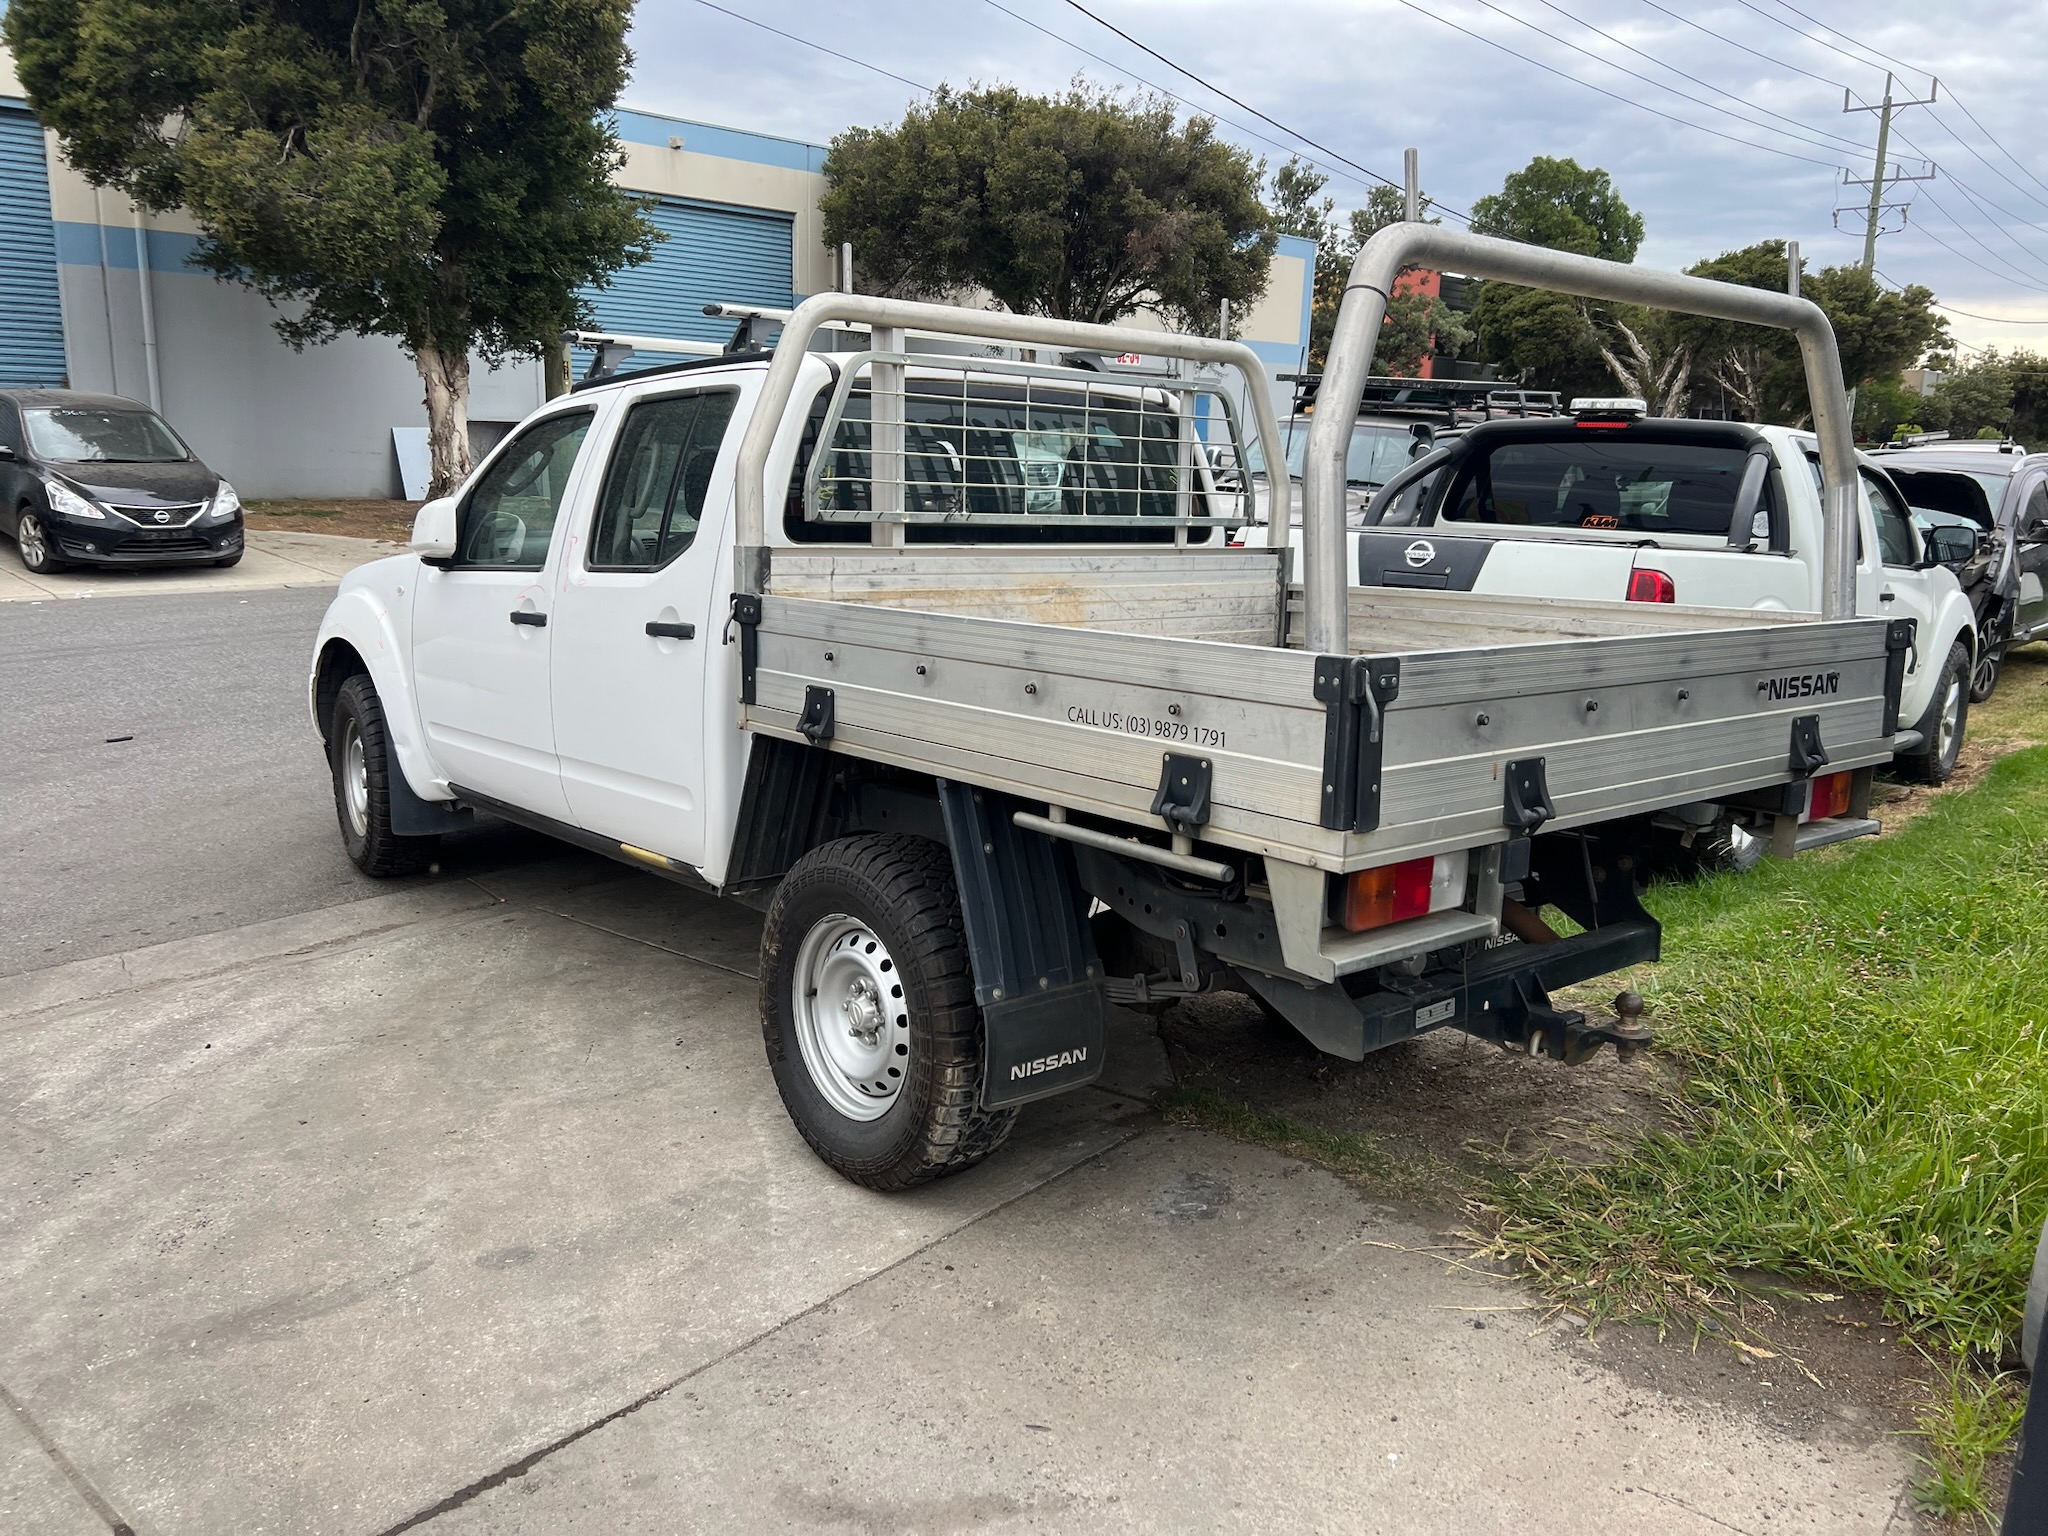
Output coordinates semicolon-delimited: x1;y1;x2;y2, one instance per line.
0;103;67;387
578;196;794;371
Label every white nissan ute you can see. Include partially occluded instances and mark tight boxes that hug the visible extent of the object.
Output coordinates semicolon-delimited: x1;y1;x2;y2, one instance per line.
1352;404;1979;785
307;229;1910;1190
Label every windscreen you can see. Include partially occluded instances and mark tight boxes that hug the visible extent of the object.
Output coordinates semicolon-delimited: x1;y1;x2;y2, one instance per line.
1245;421;1423;488
1441;438;1750;535
24;408;190;463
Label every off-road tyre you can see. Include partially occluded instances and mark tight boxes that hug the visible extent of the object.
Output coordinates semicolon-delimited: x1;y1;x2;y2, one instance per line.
1895;640;1970;786
330;673;438;877
760;834;1016;1190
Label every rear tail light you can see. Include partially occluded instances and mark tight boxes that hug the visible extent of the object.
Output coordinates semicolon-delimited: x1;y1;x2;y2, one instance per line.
1626;568;1676;604
1339;851;1470;933
1807;770;1852;821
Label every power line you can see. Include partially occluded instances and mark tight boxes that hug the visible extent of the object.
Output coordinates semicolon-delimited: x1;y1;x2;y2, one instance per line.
687;1;934;95
978;0;1385;200
1746;0;1924;83
1919;106;2048;219
1479;0;1864;162
1392;0;1843;172
1912;188;2048;291
1531;0;1868;155
1942;90;2048;203
1739;2;2048;226
1905;217;2048;296
1875;271;2048;328
1057;0;1469;219
1924;174;2048;282
1628;0;1846;92
1888;122;2048;236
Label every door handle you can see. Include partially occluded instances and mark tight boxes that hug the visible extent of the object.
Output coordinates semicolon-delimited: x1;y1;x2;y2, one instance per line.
645;620;697;640
1879;588;1897;602
508;610;548;627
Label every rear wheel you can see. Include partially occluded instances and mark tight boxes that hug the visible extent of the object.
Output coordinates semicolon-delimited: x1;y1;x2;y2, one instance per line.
329;673;438;876
15;509;64;574
760;835;1015;1189
1896;641;1970;785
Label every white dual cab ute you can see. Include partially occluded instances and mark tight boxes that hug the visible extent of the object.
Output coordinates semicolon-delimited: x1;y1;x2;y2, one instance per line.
311;226;1909;1190
1352;402;1979;785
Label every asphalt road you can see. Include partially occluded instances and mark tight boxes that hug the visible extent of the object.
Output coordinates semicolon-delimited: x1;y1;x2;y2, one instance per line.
0;585;539;977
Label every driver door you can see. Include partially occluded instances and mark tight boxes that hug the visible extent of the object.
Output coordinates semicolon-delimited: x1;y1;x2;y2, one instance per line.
2015;474;2048;638
410;408;597;821
1862;469;1941;691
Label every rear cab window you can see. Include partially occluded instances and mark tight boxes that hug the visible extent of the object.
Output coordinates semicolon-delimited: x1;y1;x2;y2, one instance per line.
783;371;1225;546
1369;422;1779;546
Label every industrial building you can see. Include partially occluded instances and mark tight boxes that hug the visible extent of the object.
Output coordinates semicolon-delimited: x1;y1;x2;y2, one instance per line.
0;45;1311;499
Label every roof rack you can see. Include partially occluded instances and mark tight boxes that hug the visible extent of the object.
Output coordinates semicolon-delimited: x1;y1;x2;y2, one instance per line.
1279;371;1562;423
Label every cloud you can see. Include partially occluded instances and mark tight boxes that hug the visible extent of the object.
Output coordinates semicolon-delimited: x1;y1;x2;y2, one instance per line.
628;0;2048;350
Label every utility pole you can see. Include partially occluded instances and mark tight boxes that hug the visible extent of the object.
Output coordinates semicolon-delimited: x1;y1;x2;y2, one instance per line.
1841;73;1938;271
1403;148;1421;222
1786;239;1800;297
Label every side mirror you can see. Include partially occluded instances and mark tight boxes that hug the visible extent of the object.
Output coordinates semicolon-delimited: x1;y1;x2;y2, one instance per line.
1923;524;1979;568
2025;516;2048;544
0;444;15;461
411;496;458;560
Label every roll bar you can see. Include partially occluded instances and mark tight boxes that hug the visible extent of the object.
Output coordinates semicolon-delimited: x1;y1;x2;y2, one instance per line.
731;294;1292;596
1310;227;1860;650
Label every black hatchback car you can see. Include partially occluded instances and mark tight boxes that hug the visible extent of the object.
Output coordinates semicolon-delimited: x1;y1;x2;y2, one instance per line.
0;389;243;574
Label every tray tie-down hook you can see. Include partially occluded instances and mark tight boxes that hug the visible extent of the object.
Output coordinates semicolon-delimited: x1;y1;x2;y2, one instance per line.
1150;752;1213;832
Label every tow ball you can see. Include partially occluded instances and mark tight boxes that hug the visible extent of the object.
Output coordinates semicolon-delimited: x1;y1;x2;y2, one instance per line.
1504;986;1654;1065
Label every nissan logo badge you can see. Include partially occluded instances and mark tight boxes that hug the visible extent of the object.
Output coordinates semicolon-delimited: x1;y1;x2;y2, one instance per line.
1404;539;1436;569
153;509;172;524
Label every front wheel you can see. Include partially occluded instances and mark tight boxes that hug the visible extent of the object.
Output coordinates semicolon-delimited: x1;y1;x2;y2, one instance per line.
329;673;438;876
1896;640;1970;785
760;835;1016;1190
16;509;64;574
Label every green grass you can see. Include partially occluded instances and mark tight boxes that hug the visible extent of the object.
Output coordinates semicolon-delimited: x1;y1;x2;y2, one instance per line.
1164;1087;1392;1185
1910;1351;2029;1527
1489;742;2048;1522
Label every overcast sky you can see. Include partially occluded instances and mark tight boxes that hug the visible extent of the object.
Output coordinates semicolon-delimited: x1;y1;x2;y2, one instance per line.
625;0;2048;357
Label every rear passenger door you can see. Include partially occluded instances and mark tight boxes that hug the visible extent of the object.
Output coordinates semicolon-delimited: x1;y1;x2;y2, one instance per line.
548;386;739;869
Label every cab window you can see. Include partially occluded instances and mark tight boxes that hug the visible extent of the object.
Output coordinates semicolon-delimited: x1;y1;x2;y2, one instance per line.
455;410;593;569
1863;471;1920;567
588;391;737;570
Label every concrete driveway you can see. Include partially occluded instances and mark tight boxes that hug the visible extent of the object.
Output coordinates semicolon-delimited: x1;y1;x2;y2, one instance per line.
1;568;1920;1535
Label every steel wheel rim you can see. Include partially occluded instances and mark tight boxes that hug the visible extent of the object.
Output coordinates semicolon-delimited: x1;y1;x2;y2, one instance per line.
1938;673;1963;763
18;514;47;570
791;913;909;1122
341;720;370;838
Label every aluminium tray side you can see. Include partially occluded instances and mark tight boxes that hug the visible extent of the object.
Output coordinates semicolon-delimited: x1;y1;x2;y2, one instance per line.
741;594;1899;871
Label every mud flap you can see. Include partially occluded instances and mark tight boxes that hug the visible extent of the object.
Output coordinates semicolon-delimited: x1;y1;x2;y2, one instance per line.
936;781;1107;1109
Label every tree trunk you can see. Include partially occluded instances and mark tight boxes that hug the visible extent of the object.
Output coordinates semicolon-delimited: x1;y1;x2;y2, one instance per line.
415;343;473;499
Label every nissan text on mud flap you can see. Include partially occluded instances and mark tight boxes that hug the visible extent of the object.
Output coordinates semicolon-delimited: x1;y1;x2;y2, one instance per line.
310;226;1902;1190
